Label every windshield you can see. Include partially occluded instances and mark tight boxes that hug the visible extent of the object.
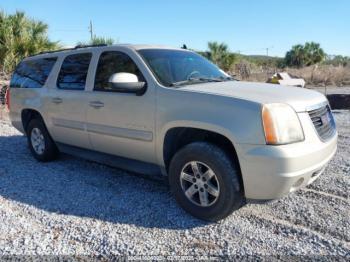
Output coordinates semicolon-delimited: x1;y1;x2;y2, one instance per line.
138;49;232;87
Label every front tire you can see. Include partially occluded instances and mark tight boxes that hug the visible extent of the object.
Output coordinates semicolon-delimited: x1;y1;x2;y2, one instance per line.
27;118;58;162
169;142;244;221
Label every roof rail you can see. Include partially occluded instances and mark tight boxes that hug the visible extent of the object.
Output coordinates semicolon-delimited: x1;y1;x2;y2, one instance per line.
74;44;108;49
32;44;109;57
36;47;74;56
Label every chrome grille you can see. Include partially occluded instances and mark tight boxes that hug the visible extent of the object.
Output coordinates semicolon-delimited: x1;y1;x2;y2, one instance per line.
308;105;336;141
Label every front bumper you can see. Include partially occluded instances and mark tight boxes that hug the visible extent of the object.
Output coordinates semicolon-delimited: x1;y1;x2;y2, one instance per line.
237;112;338;200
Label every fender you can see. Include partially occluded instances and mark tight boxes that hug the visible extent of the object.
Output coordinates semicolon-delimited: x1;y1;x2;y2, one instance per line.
157;120;238;168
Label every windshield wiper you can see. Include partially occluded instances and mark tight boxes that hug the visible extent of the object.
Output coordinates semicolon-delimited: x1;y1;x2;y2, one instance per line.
169;77;224;87
219;76;235;81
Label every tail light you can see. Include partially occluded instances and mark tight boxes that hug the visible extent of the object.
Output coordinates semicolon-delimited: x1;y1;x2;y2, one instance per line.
5;87;10;111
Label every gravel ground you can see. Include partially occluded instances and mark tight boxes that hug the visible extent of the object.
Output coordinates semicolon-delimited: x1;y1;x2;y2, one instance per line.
0;111;349;260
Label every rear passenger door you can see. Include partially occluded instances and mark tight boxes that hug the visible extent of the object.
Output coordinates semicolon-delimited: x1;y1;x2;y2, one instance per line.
47;52;92;149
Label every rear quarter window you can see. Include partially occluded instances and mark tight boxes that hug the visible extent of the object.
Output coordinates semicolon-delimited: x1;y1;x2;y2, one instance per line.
10;57;57;88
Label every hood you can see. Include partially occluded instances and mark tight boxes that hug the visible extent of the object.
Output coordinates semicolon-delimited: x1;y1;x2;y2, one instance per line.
181;81;327;112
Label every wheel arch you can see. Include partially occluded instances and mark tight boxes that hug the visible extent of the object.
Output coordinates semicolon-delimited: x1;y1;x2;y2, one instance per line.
160;122;243;185
21;108;45;134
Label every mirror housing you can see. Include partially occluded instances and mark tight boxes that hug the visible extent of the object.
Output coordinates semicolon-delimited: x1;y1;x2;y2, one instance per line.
108;73;146;95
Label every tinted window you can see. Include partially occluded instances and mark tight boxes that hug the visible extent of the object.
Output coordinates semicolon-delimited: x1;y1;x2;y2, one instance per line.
57;53;92;90
94;51;145;91
10;57;57;88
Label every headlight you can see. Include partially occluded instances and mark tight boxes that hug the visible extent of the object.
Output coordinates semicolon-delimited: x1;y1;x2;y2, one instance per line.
262;103;304;145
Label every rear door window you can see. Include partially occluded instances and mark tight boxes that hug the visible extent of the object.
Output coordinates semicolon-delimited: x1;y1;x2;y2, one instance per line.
10;57;57;88
57;53;92;90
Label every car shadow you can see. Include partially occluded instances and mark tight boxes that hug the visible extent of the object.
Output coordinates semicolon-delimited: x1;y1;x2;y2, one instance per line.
0;134;209;229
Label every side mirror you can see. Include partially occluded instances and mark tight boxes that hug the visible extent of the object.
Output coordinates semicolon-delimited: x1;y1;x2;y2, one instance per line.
108;73;146;94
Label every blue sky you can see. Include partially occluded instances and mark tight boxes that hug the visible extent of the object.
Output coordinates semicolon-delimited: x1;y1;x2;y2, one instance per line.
1;0;349;57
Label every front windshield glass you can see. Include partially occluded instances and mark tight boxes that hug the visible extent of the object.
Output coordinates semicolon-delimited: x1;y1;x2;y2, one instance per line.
138;49;231;87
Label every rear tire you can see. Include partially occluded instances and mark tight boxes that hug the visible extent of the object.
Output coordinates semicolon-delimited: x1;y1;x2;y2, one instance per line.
169;142;245;221
26;118;58;162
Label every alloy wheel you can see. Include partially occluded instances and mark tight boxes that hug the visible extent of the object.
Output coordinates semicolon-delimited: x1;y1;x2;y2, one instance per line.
180;161;220;207
30;127;45;155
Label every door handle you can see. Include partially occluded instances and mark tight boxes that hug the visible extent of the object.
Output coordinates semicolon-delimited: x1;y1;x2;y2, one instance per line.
89;101;104;108
52;97;63;104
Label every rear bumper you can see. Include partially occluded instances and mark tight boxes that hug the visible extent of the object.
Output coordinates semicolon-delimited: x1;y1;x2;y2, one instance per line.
237;131;337;200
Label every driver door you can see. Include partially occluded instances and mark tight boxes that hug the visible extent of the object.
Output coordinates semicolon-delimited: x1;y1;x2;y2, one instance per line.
86;50;156;163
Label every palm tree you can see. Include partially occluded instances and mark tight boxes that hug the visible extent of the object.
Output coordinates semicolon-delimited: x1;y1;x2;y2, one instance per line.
206;42;235;71
285;44;305;68
285;42;325;68
304;42;325;66
0;11;59;73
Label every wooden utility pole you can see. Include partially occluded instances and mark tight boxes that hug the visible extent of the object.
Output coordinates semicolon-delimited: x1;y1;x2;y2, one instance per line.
89;20;93;41
265;46;273;57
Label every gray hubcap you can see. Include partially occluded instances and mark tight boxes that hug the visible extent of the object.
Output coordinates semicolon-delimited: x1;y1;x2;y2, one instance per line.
180;161;220;207
31;128;45;155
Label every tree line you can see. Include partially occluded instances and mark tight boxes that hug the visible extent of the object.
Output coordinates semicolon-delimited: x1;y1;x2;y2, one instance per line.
0;10;349;74
196;41;348;71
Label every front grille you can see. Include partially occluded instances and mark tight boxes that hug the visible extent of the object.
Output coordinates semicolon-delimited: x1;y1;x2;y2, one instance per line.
308;105;336;141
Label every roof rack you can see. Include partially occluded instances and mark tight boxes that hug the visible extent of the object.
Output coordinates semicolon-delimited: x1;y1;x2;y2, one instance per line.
32;44;109;57
74;44;107;49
